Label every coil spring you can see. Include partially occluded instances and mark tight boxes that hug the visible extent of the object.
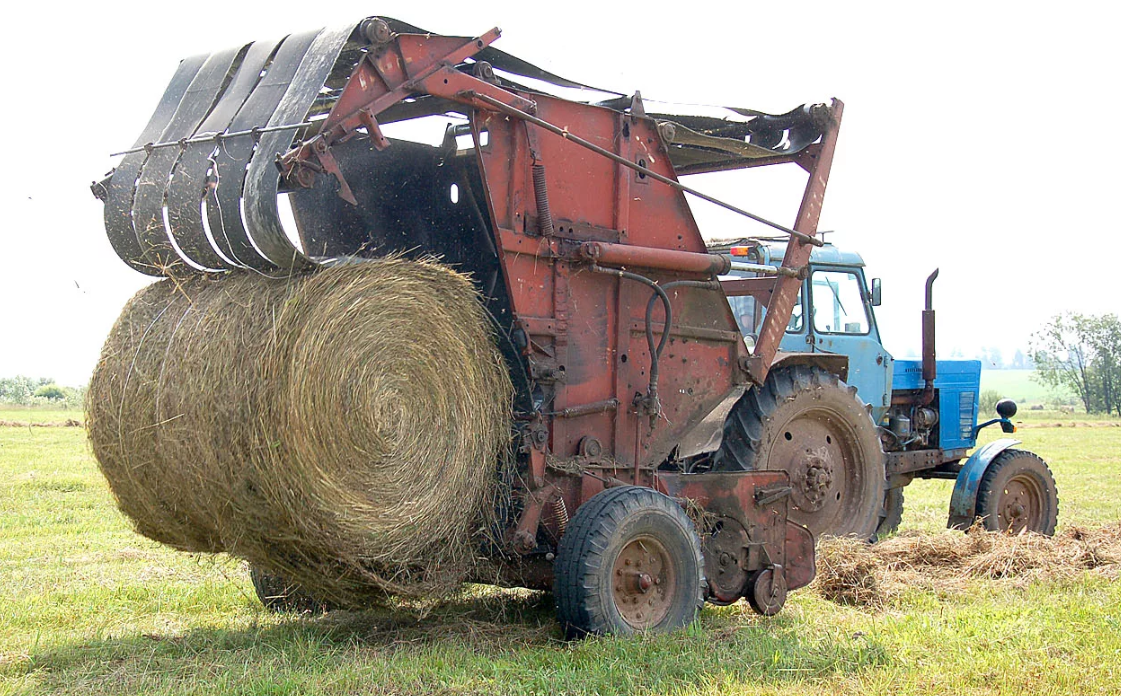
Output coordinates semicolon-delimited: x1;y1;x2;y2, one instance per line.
553;495;569;535
532;164;554;236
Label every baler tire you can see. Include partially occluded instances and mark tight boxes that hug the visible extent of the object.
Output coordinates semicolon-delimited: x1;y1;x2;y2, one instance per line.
713;365;886;540
975;449;1058;536
553;486;704;640
876;488;905;540
250;567;334;614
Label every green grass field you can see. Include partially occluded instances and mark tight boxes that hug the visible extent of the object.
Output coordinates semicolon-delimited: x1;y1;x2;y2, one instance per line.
1;422;1119;695
980;368;1068;407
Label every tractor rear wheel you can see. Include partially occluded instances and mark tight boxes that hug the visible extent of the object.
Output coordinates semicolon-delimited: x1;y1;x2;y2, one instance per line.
975;449;1058;535
250;567;334;614
553;486;704;639
714;365;886;540
876;487;905;540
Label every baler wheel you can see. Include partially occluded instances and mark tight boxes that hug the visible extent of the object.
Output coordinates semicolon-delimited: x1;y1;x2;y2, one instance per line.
975;449;1058;535
746;567;787;616
713;365;886;540
553;486;704;639
250;567;334;614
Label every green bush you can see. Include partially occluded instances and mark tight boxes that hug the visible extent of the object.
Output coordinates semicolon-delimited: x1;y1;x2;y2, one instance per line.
33;384;67;400
979;389;1003;415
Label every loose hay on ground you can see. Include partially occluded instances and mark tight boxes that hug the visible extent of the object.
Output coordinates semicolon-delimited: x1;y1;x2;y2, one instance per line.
86;258;513;607
813;523;1121;608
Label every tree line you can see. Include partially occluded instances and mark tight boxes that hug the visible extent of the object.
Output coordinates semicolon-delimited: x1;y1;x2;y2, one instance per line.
1031;313;1121;416
0;376;84;406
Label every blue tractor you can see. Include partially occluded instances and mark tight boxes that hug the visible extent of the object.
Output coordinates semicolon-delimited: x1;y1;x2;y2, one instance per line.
707;239;1059;540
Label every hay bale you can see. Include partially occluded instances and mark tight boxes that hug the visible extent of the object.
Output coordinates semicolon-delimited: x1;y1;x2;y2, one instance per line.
87;258;512;606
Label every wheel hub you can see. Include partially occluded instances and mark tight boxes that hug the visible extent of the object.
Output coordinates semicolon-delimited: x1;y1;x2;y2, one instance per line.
768;412;867;536
799;449;835;508
612;536;675;629
998;475;1043;534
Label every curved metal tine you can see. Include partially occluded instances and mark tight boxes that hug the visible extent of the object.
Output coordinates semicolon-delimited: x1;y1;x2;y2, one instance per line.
104;55;206;276
131;47;242;274
243;23;358;271
168;39;280;271
206;30;321;272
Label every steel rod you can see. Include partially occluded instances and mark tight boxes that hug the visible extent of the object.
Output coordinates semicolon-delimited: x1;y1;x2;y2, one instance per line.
728;260;801;278
110;121;315;157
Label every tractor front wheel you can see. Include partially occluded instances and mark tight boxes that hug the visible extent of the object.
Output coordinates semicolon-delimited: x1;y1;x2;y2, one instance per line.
975;449;1058;535
553;486;704;639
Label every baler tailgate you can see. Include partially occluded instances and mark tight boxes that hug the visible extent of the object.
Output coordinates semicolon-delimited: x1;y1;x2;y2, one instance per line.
101;25;357;275
167;37;280;270
103;53;206;276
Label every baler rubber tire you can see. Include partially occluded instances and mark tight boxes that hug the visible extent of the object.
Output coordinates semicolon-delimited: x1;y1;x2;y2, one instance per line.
975;449;1058;536
876;488;905;540
250;567;334;614
713;365;886;540
553;486;704;640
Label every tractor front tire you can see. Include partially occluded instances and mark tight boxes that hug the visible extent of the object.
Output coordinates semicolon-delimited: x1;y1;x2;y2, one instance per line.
714;365;886;540
975;449;1058;535
554;486;704;639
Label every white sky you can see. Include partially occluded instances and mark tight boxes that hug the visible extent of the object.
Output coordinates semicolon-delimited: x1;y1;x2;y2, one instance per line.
0;1;1117;385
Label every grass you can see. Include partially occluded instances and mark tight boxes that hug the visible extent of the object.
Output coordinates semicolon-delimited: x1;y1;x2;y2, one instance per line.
0;408;84;424
1;423;1119;695
980;368;1056;405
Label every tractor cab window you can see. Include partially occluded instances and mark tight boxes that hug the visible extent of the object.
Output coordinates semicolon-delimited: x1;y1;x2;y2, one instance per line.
811;270;869;335
727;284;804;336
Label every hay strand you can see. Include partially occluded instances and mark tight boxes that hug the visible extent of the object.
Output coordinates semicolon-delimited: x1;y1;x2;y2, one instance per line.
812;523;1121;608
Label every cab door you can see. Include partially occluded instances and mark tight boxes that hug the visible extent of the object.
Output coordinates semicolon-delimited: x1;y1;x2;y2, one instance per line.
808;267;893;422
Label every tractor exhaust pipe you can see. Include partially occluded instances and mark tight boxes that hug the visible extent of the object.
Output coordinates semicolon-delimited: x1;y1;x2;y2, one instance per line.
920;269;939;404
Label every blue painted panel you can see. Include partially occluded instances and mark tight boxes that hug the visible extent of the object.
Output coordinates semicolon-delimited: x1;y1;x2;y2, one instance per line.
893;359;982;450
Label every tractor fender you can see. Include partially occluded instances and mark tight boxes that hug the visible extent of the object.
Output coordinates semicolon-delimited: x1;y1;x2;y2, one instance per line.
947;438;1021;529
771;351;849;382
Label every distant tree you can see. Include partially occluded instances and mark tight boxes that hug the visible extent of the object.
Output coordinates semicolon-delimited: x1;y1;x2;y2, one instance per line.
988;347;1004;370
0;376;36;405
1032;313;1121;415
33;384;66;400
1012;349;1026;369
950;346;965;359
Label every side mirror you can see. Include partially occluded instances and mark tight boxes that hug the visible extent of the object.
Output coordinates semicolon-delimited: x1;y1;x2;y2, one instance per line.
870;278;882;306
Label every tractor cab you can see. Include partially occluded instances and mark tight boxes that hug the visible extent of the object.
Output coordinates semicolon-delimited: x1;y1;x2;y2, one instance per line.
711;239;894;423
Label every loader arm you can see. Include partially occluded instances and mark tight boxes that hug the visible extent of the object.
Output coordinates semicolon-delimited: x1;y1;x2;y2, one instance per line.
736;101;844;387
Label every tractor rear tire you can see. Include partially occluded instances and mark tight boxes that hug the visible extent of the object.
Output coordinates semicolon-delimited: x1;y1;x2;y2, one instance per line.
975;449;1058;535
714;365;886;540
250;567;334;614
876;487;905;540
553;486;704;639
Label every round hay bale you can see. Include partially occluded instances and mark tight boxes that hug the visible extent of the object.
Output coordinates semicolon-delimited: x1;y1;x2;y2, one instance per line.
87;258;512;606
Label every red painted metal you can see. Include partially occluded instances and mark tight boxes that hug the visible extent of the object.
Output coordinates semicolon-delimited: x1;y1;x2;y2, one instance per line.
745;101;844;386
656;471;816;597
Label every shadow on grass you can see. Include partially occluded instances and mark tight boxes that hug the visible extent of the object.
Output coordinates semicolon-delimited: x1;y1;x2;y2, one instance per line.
11;590;891;694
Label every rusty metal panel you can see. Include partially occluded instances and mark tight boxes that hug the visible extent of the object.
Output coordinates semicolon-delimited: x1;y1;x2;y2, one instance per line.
656;471;814;602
